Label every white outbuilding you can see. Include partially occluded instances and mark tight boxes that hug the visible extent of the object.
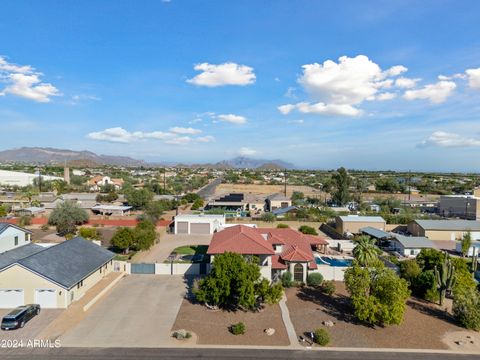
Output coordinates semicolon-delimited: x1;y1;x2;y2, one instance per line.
174;214;226;235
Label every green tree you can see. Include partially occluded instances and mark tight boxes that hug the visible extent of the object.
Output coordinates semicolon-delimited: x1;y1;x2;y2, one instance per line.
0;205;7;217
183;193;201;203
461;231;472;258
134;220;157;250
453;287;480;331
78;227;102;240
331;167;351;206
298;225;318;235
48;200;89;236
111;227;135;254
125;188;154;209
261;212;275;222
144;201;166;223
352;236;380;267
191;198;204;210
194;252;282;310
344;264;411;326
415;248;446;271
291;191;305;205
399;259;421;286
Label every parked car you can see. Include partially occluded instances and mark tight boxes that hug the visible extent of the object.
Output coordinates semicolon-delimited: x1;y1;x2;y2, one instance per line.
1;304;41;330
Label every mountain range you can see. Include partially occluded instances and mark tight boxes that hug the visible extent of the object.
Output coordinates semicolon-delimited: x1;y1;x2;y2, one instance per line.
0;147;295;169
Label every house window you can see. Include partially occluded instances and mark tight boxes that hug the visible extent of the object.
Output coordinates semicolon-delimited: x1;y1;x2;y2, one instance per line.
14;236;18;246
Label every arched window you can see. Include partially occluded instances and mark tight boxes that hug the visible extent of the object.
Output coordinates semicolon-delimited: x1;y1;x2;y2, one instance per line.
293;263;304;282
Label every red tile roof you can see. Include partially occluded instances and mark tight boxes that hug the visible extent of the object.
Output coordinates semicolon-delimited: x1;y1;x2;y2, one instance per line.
280;244;313;262
271;255;288;269
207;225;275;255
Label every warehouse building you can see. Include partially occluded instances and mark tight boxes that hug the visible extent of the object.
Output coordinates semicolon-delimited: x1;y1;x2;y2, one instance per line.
408;219;480;241
336;215;386;235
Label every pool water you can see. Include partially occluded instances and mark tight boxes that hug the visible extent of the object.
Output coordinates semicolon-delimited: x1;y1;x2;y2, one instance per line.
315;256;352;267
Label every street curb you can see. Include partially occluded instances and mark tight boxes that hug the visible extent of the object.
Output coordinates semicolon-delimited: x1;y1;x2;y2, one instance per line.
83;273;125;312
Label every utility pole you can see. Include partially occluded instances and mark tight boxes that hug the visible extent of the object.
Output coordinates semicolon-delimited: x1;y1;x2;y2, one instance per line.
163;168;166;193
284;169;287;197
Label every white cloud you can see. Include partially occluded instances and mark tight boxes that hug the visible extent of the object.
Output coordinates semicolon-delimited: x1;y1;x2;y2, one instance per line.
419;131;480;148
169;126;202;135
217;113;247;124
280;102;362;117
288;119;304;124
403;80;456;104
87;127;214;145
279;55;407;117
187;62;256;87
395;77;420;89
466;68;480;89
238;147;258;156
0;56;61;103
375;92;397;101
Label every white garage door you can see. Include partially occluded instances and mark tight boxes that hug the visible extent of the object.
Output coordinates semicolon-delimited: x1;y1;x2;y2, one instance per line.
190;223;210;234
0;289;24;308
176;221;189;234
35;289;57;308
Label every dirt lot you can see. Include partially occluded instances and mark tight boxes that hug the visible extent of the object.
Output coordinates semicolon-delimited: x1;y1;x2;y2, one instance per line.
286;282;468;349
216;184;324;198
172;299;289;346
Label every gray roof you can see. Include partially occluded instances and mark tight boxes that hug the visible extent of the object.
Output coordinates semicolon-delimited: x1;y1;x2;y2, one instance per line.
360;226;392;239
267;193;289;201
339;215;386;223
272;205;298;215
0;243;44;270
4;237;115;289
0;223;33;235
394;234;436;249
414;220;480;231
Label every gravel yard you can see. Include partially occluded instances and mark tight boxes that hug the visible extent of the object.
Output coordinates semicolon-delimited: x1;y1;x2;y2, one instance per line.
286;282;469;349
172;299;289;346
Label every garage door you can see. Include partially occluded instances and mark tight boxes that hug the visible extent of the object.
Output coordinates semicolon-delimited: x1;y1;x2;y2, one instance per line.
35;289;57;308
190;223;210;234
0;289;24;308
176;221;189;234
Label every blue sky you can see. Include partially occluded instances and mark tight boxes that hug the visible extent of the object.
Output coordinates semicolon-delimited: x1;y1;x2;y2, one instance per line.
1;0;480;171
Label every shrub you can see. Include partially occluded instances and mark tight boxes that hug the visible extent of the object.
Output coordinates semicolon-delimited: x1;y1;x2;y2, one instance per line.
307;273;324;287
40;224;49;231
78;227;101;240
321;280;336;296
191;198;204;210
453;288;480;330
298;225;318;235
281;271;294;288
313;328;330;346
19;215;32;227
261;212;275;222
230;322;245;335
277;223;289;229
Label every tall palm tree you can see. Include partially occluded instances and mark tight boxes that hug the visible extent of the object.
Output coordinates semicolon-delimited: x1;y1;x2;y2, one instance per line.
352;236;380;266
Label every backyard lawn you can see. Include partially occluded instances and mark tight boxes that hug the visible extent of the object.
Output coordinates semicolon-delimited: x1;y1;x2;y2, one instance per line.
172;245;208;255
286;282;470;349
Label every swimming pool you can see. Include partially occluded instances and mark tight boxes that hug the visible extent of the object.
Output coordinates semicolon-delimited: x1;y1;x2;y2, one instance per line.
315;256;352;267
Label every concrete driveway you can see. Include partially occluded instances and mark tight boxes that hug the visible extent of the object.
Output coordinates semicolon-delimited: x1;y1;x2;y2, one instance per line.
60;275;187;347
133;233;212;263
0;309;62;342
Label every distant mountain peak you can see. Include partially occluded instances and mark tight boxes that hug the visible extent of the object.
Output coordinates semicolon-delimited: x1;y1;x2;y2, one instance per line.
215;156;295;169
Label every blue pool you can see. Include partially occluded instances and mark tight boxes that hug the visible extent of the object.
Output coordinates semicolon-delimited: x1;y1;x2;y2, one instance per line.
315;256;352;267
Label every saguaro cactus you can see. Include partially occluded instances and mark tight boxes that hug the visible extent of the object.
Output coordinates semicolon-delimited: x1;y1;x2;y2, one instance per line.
434;255;456;306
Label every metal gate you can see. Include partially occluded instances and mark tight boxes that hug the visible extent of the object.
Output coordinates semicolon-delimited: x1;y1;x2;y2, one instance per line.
131;263;155;274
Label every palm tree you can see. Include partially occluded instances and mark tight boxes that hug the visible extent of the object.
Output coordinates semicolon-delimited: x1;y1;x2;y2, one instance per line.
352;236;380;266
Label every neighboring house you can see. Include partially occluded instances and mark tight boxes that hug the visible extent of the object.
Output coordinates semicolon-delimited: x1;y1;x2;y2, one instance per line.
336;215;386;235
0;224;32;253
0;237;115;309
14;206;45;217
174;214;226;234
0;170;62;187
391;234;436;258
206;225;328;282
205;193;248;212
91;204;132;216
438;195;480;220
265;193;292;212
408;220;480;241
88;176;124;191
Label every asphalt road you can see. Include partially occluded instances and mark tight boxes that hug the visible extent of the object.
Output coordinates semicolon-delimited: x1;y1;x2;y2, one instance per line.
2;347;480;360
196;177;222;199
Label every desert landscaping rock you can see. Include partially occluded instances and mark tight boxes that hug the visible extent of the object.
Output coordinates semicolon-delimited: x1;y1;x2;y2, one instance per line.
265;328;275;336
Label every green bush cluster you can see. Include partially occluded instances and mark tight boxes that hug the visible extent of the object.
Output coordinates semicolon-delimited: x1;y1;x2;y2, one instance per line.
230;322;245;335
313;328;330;346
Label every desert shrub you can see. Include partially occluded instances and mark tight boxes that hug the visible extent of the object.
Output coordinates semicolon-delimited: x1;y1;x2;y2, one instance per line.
78;227;101;240
321;280;336;296
261;212;275;222
298;225;318;235
307;273;324;287
313;328;330;346
453;288;480;330
281;271;294;288
277;223;289;228
19;215;32;227
230;322;245;335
